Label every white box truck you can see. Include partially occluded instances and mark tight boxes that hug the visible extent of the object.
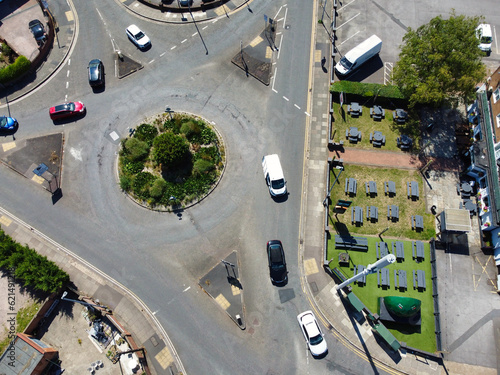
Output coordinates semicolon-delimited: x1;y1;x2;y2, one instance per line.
476;24;492;53
262;154;287;197
335;35;382;77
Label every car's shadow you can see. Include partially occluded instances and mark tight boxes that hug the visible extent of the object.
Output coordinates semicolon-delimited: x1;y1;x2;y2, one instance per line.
91;84;105;94
52;111;87;125
272;192;289;203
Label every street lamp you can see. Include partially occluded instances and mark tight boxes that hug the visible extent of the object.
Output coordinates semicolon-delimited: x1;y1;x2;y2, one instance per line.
61;291;111;312
335;254;396;290
165;107;174;120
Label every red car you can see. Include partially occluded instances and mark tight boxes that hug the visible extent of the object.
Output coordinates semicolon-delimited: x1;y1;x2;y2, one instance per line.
49;101;85;120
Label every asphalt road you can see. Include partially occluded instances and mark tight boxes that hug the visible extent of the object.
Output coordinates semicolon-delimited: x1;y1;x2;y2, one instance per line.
6;0;498;374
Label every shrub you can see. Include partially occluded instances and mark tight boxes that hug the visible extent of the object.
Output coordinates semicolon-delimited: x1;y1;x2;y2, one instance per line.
134;124;158;146
193;159;215;176
150;178;167;198
133;172;155;199
122;138;149;162
153;132;190;169
120;175;132;191
180;121;201;140
0;55;31;85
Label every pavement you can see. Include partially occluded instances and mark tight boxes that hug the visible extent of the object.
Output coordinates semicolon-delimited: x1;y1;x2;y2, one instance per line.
0;0;499;375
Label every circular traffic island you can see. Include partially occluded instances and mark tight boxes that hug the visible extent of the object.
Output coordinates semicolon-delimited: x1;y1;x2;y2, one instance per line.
119;112;225;210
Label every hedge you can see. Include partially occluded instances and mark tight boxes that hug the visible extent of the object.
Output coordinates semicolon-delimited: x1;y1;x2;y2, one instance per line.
330;81;407;108
0;56;31;85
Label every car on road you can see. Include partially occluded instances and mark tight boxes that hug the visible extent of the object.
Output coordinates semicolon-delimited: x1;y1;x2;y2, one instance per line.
49;102;85;120
476;24;492;53
88;59;104;87
126;24;151;49
266;240;288;285
262;154;287;197
0;116;19;134
297;310;328;357
28;19;46;45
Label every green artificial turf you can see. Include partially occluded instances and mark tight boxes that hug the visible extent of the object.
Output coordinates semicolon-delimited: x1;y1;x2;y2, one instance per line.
326;164;438;352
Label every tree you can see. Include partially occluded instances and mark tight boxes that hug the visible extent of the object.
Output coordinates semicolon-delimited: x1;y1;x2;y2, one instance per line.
153;132;190;169
393;12;487;108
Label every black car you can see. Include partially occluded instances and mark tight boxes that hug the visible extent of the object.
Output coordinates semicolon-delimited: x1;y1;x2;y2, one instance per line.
267;240;288;285
29;19;46;45
88;59;104;87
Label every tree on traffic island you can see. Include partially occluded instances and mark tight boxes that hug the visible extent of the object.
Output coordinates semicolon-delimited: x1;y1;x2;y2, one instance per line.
153;132;190;170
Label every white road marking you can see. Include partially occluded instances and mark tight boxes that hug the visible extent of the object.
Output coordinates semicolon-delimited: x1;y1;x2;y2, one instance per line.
65;94;68;102
181;39;187;43
283;96;289;101
339;30;360;46
305;112;311;116
212;19;218;23
336;13;361;30
67;70;70;77
160;52;166;57
271;67;278;92
96;8;105;22
277;34;283;59
66;81;69;89
68;59;71;66
192;32;198;36
294;104;300;109
202;26;208;30
149;59;155;64
183;286;191;292
171;46;177;50
69;147;83;161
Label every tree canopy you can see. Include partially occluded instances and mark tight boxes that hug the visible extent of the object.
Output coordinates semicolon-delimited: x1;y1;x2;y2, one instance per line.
153;132;190;169
393;12;487;108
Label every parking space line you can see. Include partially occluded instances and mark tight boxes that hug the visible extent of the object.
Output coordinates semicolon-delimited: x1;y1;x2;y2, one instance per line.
336;13;360;30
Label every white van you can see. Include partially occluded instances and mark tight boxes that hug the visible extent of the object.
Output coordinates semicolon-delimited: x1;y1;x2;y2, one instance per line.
476;24;492;53
262;154;287;197
335;35;382;76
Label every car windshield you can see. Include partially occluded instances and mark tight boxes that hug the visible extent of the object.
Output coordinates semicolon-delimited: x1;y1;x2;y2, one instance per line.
0;117;6;127
55;103;74;112
89;63;100;80
135;31;145;39
271;179;285;189
339;57;352;70
309;334;323;346
481;36;492;43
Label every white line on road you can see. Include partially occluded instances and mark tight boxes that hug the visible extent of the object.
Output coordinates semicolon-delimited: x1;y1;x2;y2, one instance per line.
192;32;198;37
181;39;187;43
96;8;105;23
149;59;155;64
271;67;278;92
202;26;208;30
339;30;360;46
277;34;283;59
336;13;360;30
171;46;177;50
183;286;191;292
160;52;166;57
277;17;284;22
212;19;218;23
283;96;289;101
68;59;71;66
272;89;278;93
67;70;70;77
65;81;69;89
305;111;311;116
65;94;67;102
294;104;301;109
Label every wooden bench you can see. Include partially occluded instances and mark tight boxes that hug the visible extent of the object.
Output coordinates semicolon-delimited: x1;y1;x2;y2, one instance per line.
335;234;369;251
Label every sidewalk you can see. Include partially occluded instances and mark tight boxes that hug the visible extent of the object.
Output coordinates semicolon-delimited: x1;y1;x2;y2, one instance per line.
301;0;496;374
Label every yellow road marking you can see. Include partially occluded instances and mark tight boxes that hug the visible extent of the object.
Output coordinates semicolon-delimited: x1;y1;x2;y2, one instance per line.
304;258;319;275
215;294;230;310
250;36;263;47
155;346;174;369
32;175;44;184
2;142;16;152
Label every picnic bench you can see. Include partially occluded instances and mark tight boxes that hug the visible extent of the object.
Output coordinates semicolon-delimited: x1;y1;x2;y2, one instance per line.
384;181;396;196
392;241;405;261
366;206;378;221
376;241;389;259
377;268;390;287
387;205;399;221
335;234;368;251
417;270;426;289
407;181;419;199
351;206;363;225
412;241;425;260
345;178;357;195
411;215;424;231
394;270;407;289
365;181;377;195
354;265;366;284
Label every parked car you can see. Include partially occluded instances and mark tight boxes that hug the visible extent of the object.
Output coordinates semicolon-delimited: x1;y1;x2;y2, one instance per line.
297;310;328;357
88;59;104;87
49;102;85;120
28;19;46;45
266;240;288;285
476;24;492;53
0;116;19;134
262;154;287;197
126;24;151;49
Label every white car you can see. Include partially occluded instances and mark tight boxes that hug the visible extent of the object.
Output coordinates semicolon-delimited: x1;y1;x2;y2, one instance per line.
476;24;492;53
297;311;328;357
126;24;151;49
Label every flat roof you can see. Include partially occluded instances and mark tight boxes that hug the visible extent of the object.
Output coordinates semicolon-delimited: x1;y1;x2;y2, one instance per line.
440;208;471;233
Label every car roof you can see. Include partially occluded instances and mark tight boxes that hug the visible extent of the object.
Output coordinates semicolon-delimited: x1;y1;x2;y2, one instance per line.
89;59;101;67
269;245;283;263
127;24;141;34
301;313;320;336
477;24;492;36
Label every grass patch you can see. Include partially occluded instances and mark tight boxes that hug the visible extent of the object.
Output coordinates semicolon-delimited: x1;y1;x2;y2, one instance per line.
329;165;435;240
327;238;436;352
0;301;41;354
332;102;422;152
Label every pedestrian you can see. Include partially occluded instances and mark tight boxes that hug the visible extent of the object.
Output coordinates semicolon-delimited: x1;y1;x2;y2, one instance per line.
321;56;326;67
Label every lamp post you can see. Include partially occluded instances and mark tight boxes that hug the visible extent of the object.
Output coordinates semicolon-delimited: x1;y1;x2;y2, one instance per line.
336;254;396;290
61;291;111;312
165;107;174;120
